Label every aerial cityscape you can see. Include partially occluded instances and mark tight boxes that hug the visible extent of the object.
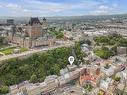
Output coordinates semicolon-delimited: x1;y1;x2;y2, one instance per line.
1;0;127;95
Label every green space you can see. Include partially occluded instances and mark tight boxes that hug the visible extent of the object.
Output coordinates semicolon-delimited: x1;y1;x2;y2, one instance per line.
84;84;93;92
94;46;114;59
93;34;127;59
20;47;29;52
51;31;64;39
0;36;28;55
0;43;84;94
0;85;9;94
49;28;64;39
113;76;121;82
94;34;127;47
0;47;28;55
93;34;122;46
0;47;16;55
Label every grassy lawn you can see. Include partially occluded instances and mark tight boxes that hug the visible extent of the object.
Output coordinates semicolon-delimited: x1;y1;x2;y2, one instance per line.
20;47;29;52
0;47;16;55
0;47;29;55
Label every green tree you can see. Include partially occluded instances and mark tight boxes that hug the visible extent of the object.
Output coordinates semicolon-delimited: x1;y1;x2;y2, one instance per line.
94;47;113;59
0;86;9;94
55;32;64;39
0;45;83;94
85;39;91;45
94;36;109;44
0;37;5;44
52;64;60;75
114;76;121;82
29;74;37;83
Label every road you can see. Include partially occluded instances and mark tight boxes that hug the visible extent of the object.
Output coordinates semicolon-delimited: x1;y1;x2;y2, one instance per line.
0;42;74;62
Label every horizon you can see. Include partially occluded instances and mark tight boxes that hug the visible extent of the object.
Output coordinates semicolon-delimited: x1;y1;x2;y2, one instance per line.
0;13;127;18
0;0;127;17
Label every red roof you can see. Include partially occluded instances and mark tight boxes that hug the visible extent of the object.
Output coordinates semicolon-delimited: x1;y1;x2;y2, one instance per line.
81;75;96;82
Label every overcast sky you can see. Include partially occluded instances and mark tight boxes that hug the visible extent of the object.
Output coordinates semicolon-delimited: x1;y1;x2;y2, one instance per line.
0;0;127;17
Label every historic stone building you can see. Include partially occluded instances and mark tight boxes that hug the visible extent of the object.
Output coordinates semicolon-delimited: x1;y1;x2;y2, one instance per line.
26;17;42;38
8;17;55;48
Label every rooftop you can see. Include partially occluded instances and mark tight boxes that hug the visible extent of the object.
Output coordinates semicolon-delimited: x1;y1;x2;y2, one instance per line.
28;17;41;26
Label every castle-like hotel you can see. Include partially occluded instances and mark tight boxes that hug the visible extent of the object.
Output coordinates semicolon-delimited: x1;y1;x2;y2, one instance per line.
7;17;55;48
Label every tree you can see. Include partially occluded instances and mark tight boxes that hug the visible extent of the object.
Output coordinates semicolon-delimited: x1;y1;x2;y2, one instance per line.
55;32;64;39
118;38;127;47
93;35;123;46
114;76;121;82
0;37;5;44
0;45;83;94
0;86;9;94
85;39;91;45
52;64;60;75
74;42;82;59
111;46;117;55
94;36;109;44
94;47;114;59
29;74;37;83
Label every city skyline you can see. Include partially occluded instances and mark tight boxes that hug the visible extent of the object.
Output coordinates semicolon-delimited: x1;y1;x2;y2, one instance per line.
0;0;127;17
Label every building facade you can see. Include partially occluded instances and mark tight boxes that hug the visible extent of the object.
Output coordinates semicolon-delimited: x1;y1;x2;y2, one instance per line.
7;17;55;48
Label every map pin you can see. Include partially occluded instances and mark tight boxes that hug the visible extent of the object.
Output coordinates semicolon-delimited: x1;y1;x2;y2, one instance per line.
68;56;74;65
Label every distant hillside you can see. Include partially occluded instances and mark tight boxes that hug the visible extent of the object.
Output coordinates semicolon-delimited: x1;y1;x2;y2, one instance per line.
0;13;127;24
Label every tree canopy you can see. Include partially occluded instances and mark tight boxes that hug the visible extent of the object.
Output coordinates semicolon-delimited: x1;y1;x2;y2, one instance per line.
0;44;84;94
93;34;123;46
94;46;114;59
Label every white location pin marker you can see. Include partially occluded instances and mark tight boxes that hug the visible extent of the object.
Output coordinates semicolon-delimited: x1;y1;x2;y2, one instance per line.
68;56;75;65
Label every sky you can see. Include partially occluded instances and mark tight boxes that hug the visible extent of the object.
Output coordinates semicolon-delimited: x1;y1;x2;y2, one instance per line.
0;0;127;17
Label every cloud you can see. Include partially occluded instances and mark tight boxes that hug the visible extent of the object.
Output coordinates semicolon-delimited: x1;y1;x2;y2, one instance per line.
2;2;32;14
98;5;109;10
22;9;32;12
1;0;97;16
6;3;21;9
20;0;75;12
0;4;2;8
20;0;99;12
91;4;118;15
0;0;121;16
0;0;102;16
